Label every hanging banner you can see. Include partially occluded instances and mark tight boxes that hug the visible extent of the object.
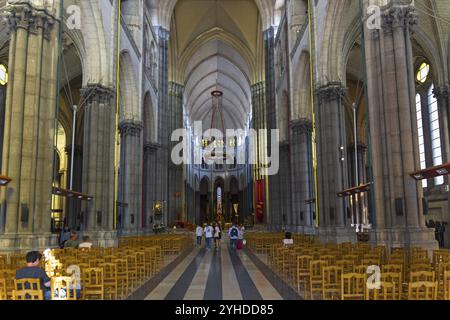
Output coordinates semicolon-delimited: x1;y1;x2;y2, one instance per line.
256;179;264;222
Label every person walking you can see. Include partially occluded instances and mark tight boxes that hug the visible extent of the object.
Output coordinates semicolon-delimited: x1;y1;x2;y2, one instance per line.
214;222;221;250
237;224;245;250
196;224;204;246
228;223;239;251
204;223;213;250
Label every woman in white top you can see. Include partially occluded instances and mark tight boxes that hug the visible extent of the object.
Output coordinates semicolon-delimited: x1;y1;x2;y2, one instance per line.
213;223;221;249
196;225;204;246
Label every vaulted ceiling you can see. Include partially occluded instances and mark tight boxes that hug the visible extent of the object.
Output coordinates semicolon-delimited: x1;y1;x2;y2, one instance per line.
171;0;262;130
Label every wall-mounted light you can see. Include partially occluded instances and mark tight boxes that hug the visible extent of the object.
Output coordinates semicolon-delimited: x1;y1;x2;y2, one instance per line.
0;175;12;186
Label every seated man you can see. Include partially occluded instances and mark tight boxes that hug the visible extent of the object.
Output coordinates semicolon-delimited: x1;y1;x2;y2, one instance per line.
78;236;93;250
15;251;51;300
64;231;80;248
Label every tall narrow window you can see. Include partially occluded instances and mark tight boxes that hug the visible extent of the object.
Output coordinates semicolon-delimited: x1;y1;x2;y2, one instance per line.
428;84;444;185
416;93;427;188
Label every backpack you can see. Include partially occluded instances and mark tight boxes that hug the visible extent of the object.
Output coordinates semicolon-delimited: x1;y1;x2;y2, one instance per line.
230;227;238;238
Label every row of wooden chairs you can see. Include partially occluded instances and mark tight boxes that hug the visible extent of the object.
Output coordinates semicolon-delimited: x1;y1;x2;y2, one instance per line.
0;234;192;300
246;232;450;300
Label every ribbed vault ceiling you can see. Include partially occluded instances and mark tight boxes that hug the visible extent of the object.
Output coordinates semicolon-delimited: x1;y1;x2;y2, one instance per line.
172;0;259;129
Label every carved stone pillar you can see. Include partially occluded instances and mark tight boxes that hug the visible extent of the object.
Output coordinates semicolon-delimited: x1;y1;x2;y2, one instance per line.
290;119;315;234
0;2;61;251
118;120;143;235
315;82;356;243
143;142;159;230
168;82;183;224
155;27;170;226
363;0;437;250
80;85;117;247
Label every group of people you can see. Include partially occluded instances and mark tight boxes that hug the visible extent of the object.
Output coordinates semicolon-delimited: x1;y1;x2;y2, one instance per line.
195;222;245;251
59;227;93;250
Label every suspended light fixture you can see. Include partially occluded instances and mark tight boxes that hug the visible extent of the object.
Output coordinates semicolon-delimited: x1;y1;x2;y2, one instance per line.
203;90;232;163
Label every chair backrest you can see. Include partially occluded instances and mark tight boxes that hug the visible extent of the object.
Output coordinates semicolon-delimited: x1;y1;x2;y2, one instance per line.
82;268;103;286
310;260;328;278
297;255;313;271
13;279;43;300
369;281;399;300
443;270;450;300
341;273;366;300
51;276;77;300
382;264;403;275
0;278;6;300
410;271;435;283
322;266;343;286
408;281;437;300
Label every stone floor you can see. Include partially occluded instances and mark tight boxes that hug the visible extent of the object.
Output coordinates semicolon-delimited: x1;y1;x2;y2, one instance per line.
140;239;301;300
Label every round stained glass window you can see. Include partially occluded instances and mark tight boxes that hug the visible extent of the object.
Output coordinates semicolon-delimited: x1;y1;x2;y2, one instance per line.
0;64;7;86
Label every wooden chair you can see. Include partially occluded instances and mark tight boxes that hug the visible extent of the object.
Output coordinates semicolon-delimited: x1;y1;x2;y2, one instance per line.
82;268;104;300
322;266;343;300
13;279;44;300
115;258;129;299
309;260;328;300
443;270;450;300
408;281;438;300
341;273;366;300
367;282;398;300
296;255;313;297
0;270;14;300
101;263;118;300
0;278;6;300
51;276;77;300
380;272;402;300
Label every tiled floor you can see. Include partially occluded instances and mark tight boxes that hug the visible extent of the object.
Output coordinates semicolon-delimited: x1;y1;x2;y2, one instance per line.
144;240;301;300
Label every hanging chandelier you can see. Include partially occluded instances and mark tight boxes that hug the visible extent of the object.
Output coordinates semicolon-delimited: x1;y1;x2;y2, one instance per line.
203;90;232;163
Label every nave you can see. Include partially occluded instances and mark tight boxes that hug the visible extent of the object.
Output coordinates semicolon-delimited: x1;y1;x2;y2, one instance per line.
143;239;299;301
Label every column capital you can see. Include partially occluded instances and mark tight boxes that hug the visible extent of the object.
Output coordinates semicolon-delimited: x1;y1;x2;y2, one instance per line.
80;84;115;105
119;120;143;137
168;82;184;96
433;86;449;100
291;118;313;134
6;2;57;36
381;1;418;32
316;82;346;103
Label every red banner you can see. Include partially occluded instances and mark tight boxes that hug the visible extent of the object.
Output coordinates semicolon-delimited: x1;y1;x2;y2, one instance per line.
255;179;264;222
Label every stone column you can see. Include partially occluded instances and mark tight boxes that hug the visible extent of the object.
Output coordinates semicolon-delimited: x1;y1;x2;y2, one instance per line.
315;82;356;243
155;27;170;226
168;82;183;224
80;85;117;247
64;144;83;230
0;2;61;251
278;142;292;231
433;86;450;246
290;118;315;234
118;120;143;235
143;142;159;230
363;0;436;250
264;27;281;230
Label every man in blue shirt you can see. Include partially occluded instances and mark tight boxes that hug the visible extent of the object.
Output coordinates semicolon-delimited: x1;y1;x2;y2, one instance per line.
228;224;239;251
15;251;51;300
